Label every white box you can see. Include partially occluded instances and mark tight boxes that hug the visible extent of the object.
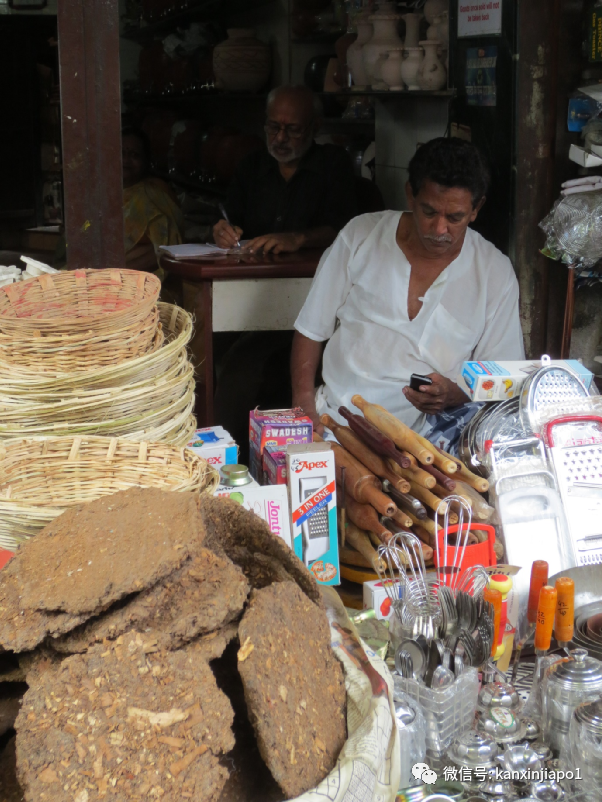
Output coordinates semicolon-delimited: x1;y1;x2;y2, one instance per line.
569;144;602;168
459;359;594;402
287;443;339;586
363;579;403;620
215;484;292;549
186;426;238;470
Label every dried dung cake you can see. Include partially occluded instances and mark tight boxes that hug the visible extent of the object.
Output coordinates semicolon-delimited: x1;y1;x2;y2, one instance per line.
15;631;234;802
52;549;249;654
0;737;24;802
237;582;346;798
18;487;203;616
200;496;322;606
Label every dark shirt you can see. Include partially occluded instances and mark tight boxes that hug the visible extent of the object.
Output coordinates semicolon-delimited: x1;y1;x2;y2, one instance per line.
224;142;358;239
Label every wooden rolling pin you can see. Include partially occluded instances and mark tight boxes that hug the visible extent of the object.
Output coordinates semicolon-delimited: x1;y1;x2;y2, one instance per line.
385;483;428;519
406;510;438;538
382;518;435;564
344;494;393;545
321;415;411;494
409;481;457;521
387;459;437;490
351;395;434;465
412;523;436;550
423;463;456;492
331;442;397;517
410;431;458;474
338;406;412;469
344;522;386;572
447;458;489;493
391;508;414;529
400;450;418;467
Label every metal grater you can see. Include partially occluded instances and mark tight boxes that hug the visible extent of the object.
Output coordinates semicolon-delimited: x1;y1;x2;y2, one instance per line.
520;355;589;433
547;415;602;567
300;476;330;566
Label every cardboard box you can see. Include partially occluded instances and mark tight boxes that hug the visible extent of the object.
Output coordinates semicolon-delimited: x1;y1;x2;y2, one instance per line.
287;443;339;586
363;579;403;620
263;445;287;485
249;408;312;481
186;426;238;470
215;484;292;549
459;359;594;402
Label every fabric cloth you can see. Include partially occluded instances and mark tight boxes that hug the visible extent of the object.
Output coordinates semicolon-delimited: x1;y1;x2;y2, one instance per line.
223;143;358;239
295;210;525;435
422;401;485;456
123;176;183;255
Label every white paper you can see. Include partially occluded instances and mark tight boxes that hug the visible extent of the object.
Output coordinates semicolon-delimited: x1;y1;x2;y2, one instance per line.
159;242;251;259
458;0;502;37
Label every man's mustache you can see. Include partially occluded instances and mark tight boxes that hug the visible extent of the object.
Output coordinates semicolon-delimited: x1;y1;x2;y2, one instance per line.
424;235;453;243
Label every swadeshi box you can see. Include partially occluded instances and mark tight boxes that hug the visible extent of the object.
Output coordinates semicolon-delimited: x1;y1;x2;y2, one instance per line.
263;445;287;485
186;426;238;470
459;359;594;402
215;484;292;549
287;443;339;586
249;408;312;459
363;579;403;621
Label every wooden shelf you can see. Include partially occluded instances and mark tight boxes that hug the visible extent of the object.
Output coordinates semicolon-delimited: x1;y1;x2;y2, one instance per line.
123;89;269;106
153;170;228;197
121;0;276;43
319;89;455;98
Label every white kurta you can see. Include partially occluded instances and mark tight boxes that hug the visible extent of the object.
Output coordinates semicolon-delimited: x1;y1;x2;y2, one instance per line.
294;211;525;434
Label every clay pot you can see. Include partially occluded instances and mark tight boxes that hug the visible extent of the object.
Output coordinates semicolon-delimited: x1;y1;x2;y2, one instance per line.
402;12;423;49
346;16;373;89
381;48;404;90
213;29;271;93
417;39;446;90
363;12;403;86
400;47;424;91
424;0;448;25
304;54;335;91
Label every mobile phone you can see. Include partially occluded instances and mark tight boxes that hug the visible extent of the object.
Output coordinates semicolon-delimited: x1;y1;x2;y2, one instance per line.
409;373;433;391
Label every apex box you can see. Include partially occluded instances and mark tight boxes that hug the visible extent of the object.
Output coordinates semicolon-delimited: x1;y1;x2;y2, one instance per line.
186;426;238;469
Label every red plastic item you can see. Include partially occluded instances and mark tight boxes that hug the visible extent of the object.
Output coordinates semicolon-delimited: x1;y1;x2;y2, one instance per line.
435;523;496;585
0;549;14;570
544;414;602;447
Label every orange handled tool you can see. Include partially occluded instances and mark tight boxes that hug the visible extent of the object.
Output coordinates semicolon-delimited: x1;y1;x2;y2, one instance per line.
535;585;557;652
528;560;549;625
483;586;502;660
554;577;575;647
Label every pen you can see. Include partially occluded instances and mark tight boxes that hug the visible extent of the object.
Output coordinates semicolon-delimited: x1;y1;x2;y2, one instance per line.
218;203;240;249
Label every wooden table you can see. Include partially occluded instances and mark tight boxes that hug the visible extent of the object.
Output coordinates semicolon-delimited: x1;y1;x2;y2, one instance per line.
160;248;323;426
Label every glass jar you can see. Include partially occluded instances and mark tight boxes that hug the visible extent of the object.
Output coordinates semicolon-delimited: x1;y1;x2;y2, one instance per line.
392;684;426;790
569;697;602;794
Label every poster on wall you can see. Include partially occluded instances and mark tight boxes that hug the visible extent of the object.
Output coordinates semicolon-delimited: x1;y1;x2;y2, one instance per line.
458;0;502;37
465;46;497;107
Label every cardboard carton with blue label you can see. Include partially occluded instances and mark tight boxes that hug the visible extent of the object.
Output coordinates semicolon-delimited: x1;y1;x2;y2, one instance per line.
186;426;238;469
459;359;593;402
286;442;339;586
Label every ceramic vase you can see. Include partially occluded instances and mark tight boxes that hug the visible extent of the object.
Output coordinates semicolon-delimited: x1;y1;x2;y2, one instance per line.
402;12;423;49
381;48;404;90
400;47;423;91
417;39;446;90
372;51;389;89
426;11;449;49
347;16;373;88
362;13;403;86
213;29;271;93
424;0;448;25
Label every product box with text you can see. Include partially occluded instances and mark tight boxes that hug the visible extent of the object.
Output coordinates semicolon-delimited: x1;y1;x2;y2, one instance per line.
363;579;404;621
249;408;312;481
459;359;594;402
215;484;292;549
186;426;238;470
287;443;339;586
263;445;287;485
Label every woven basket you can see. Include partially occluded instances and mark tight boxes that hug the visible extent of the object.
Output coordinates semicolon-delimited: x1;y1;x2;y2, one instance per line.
0;305;162;374
0;303;191;393
0;269;160;336
0;436;219;551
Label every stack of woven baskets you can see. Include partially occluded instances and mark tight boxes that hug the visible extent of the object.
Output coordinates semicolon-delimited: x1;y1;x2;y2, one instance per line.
0;268;219;552
0;268;196;443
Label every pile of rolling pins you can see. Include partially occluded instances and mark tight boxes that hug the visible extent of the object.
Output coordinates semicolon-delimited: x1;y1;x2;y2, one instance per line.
322;395;501;578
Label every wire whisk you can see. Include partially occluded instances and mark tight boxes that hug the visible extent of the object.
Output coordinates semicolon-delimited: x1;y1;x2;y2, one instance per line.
435;495;473;595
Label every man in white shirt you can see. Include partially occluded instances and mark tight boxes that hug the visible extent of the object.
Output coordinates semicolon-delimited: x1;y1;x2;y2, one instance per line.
292;137;525;439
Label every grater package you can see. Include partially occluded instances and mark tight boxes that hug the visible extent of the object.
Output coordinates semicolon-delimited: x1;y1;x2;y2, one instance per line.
287;443;339;586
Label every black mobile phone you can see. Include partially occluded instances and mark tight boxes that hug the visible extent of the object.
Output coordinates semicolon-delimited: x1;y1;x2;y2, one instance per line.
409;373;433;391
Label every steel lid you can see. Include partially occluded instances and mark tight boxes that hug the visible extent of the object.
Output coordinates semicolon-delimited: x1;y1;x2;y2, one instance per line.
573;696;602;731
478;681;521;713
393;700;416;727
220;464;252;486
546;648;602;690
447;730;498;768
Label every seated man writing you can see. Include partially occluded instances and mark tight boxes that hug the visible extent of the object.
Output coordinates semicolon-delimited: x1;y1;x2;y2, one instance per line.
292;137;525;442
212;84;357;254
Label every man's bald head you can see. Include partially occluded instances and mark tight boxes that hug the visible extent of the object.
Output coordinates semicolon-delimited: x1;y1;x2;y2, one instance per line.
265;86;322;164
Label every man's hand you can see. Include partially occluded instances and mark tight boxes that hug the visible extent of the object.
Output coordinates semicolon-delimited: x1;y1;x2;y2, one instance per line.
213;219;243;249
247;232;305;254
293;391;324;436
402;373;469;415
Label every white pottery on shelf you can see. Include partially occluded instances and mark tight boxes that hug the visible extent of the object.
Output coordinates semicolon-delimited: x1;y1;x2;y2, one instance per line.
381;48;405;90
347;14;373;89
426;11;449;49
362;12;403;87
402;12;423;49
372;52;389;89
424;0;449;25
213;29;271;93
400;47;424;91
417;39;447;90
